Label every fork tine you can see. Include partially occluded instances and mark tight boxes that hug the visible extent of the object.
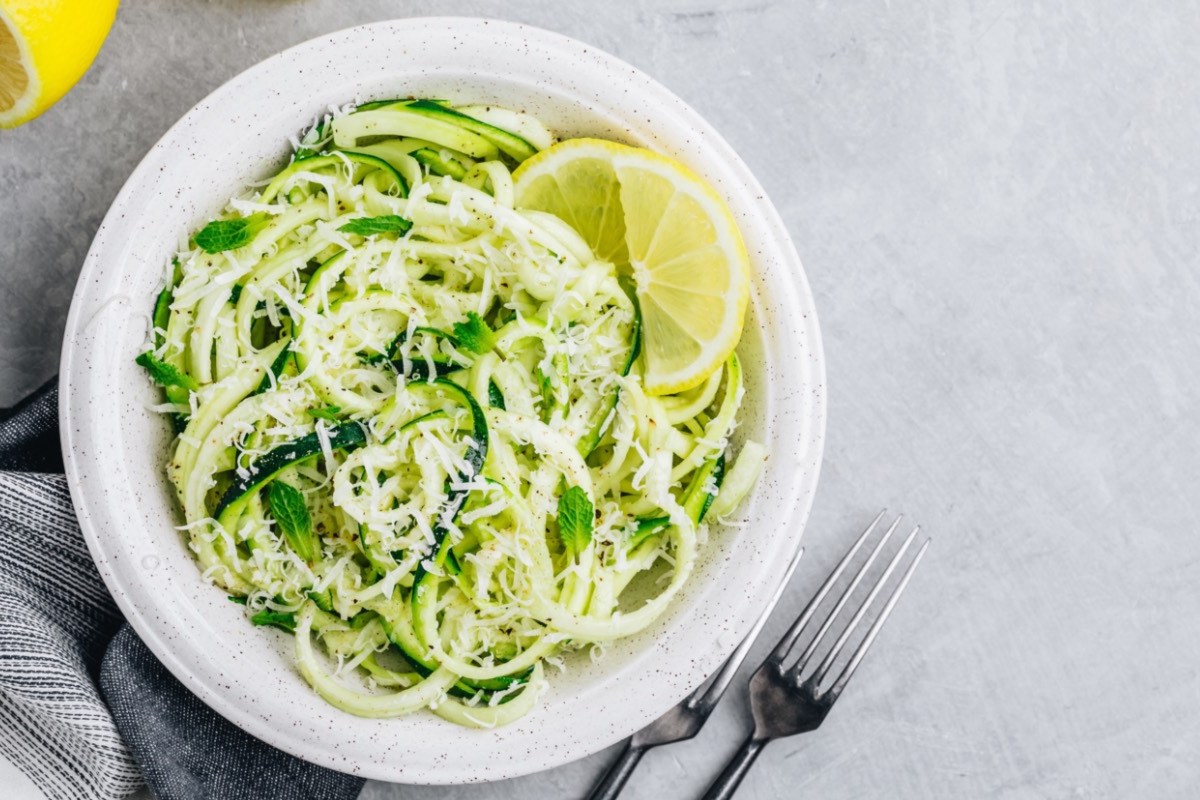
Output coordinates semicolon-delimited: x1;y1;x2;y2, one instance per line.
808;524;921;688
781;512;902;671
690;545;806;711
825;536;931;700
766;509;889;665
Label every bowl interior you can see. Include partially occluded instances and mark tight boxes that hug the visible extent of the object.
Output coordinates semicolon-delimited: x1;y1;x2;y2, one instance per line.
60;18;824;784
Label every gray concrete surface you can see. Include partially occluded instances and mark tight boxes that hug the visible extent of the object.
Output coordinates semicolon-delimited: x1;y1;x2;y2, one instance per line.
4;1;1200;797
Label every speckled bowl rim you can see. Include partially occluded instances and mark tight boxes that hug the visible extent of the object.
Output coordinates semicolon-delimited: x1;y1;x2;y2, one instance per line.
60;18;825;784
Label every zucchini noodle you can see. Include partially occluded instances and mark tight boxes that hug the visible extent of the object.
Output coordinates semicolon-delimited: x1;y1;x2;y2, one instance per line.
140;98;764;726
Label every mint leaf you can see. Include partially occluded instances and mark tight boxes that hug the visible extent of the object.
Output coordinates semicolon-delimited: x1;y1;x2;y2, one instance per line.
267;481;317;562
194;213;270;253
337;215;413;237
557;485;594;558
307;405;342;421
136;351;197;391
250;609;296;633
452;312;495;355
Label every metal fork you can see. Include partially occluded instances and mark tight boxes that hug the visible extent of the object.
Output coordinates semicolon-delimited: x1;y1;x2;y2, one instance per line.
585;545;807;800
700;510;931;799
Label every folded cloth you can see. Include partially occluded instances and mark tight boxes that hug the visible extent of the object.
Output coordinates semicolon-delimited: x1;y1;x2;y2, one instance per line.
0;380;366;800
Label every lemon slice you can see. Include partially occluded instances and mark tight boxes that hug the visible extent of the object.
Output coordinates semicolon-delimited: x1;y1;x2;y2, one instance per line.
0;0;119;128
514;139;750;396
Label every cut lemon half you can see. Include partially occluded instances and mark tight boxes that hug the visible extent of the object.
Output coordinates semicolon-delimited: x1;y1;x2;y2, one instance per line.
0;0;119;128
514;138;750;395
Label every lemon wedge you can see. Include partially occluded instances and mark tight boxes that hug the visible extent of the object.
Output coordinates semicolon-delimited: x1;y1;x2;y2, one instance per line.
514;138;750;396
0;0;119;128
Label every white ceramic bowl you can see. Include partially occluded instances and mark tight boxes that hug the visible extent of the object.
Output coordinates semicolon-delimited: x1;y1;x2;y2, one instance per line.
60;18;825;784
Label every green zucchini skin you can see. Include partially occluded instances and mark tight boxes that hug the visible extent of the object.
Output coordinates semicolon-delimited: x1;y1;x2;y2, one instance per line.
404;378;496;672
352;377;489;588
261;151;408;203
378;613;527;697
401;99;538;163
411;147;469;179
387;326;467;380
392;357;461;381
579;297;642;456
487;380;506;410
307;588;335;613
695;453;726;522
151;261;188;416
213;421;368;524
152;286;172;343
405;378;488;481
353;98;411;113
335;108;499;160
341;100;536;163
356;524;396;577
629;452;726;548
254;337;294;394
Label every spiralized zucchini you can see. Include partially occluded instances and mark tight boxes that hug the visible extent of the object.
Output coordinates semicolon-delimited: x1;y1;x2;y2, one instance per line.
140;99;763;726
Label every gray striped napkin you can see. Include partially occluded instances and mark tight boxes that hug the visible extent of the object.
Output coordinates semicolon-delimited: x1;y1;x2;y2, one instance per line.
0;380;365;800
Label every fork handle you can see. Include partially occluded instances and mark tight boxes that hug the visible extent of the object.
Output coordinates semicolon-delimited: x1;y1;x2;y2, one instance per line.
700;734;769;800
586;741;648;800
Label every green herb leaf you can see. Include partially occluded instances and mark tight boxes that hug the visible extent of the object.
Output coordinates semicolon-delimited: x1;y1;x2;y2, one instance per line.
557;485;594;558
307;405;342;421
227;595;248;605
337;215;413;237
452;312;495;355
267;480;317;562
194;212;270;253
135;351;197;391
250;609;296;633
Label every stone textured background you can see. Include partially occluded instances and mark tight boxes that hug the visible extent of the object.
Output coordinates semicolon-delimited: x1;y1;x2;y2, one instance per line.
3;1;1198;798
